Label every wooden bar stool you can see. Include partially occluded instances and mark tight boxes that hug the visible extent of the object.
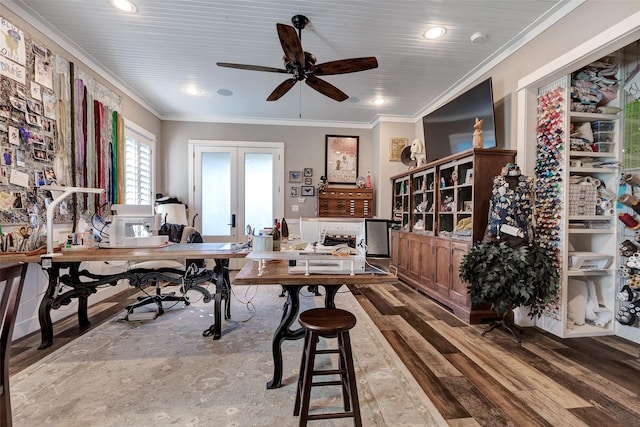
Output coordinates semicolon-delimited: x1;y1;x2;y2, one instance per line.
294;308;361;426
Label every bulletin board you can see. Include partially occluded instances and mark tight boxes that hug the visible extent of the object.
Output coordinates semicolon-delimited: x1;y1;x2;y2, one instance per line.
0;16;121;233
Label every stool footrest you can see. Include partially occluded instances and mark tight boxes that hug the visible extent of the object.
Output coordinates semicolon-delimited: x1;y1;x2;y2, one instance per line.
316;349;339;354
312;379;344;387
313;369;345;376
307;412;355;421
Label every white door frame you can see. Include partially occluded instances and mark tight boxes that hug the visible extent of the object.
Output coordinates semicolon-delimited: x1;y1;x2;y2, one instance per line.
188;140;285;243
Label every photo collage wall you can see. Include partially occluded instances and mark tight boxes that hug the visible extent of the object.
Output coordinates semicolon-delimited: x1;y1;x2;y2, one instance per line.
0;16;121;229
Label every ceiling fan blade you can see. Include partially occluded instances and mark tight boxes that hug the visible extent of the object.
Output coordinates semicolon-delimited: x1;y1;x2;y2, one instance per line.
309;57;378;76
216;62;288;73
305;76;348;102
267;78;298;101
276;23;305;67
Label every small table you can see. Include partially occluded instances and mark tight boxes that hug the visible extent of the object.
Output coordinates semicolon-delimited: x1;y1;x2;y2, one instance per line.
234;254;397;389
37;243;247;348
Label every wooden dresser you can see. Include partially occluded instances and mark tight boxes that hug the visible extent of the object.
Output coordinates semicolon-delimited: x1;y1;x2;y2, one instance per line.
318;187;374;218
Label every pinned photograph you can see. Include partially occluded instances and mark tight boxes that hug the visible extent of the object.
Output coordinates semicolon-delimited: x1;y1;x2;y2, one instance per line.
44;165;57;183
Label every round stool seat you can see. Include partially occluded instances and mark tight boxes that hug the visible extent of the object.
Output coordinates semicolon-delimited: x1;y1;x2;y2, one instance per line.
299;308;356;335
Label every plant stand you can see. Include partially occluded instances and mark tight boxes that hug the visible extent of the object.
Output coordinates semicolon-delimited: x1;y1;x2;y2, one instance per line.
481;312;523;344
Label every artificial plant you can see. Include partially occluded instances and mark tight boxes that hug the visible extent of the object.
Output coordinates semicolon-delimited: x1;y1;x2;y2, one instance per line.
459;240;560;341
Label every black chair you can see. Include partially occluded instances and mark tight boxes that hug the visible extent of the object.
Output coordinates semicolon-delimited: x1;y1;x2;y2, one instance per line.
125;223;204;317
1;263;28;427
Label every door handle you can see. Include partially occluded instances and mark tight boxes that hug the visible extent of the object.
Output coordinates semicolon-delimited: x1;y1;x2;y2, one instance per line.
229;214;236;228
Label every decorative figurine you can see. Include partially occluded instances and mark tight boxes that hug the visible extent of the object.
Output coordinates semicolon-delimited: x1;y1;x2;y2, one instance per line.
472;117;484;149
317;176;328;194
410;138;427;169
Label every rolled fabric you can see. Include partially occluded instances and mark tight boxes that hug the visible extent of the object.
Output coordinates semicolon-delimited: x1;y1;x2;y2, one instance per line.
624;173;640;186
618;194;640;215
592;179;601;187
600;201;612;210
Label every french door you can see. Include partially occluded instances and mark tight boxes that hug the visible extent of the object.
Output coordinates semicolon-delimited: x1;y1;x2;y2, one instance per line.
189;141;284;244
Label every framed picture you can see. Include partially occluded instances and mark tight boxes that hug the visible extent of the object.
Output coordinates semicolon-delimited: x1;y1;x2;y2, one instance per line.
289;171;303;183
325;135;359;184
304;177;313;185
303;168;313;177
301;185;315;196
290;185;299;197
389;137;408;161
465;169;473;184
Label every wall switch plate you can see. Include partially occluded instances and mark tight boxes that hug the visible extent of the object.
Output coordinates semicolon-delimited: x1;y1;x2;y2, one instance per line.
292;204;299;212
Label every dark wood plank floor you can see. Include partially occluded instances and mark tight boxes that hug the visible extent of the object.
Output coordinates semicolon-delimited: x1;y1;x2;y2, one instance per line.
9;280;640;426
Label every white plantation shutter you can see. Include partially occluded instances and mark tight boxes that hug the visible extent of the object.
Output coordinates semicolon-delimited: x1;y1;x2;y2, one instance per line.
124;121;155;205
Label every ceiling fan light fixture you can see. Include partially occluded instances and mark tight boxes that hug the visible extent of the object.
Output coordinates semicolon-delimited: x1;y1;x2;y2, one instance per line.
371;97;385;105
424;26;447;40
110;0;137;13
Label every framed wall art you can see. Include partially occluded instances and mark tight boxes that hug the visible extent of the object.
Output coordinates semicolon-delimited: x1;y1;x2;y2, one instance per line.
301;185;315;196
325;135;359;184
389;137;408;161
288;171;303;183
290;185;299;197
304;177;313;185
304;167;313;177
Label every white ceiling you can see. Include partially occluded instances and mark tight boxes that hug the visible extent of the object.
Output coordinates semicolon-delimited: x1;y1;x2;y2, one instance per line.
6;0;574;126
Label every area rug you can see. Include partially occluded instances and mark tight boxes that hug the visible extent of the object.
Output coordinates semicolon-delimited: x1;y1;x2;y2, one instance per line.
10;284;445;426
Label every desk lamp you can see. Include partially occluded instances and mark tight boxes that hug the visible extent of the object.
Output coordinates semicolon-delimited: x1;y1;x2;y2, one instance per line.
41;185;105;256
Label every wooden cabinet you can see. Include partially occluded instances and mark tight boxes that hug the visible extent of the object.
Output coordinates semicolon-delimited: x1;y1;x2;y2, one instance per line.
318;187;374;218
390;148;516;323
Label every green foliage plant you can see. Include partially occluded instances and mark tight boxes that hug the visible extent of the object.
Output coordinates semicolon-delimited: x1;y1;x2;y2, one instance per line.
459;241;560;318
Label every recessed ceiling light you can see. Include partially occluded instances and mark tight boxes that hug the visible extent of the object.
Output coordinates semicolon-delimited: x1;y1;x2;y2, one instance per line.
424;26;447;40
371;97;385;105
184;86;203;96
110;0;137;13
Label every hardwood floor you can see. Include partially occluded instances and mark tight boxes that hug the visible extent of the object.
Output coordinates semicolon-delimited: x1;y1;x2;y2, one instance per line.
9;280;640;426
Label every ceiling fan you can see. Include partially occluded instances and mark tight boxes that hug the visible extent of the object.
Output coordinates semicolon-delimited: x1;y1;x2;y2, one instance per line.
216;15;378;102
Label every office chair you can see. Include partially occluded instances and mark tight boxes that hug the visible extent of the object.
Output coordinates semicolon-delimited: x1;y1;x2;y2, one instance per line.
1;263;28;427
125;203;204;317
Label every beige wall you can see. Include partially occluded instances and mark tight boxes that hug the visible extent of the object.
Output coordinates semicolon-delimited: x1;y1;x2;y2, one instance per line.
161;121;374;218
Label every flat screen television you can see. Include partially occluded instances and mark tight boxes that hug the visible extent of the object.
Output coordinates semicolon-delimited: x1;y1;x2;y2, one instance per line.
422;77;497;163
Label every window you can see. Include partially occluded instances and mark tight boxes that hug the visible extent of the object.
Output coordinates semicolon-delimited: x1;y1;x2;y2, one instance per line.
123;120;155;205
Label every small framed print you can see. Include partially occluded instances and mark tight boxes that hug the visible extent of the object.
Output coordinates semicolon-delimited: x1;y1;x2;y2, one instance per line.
304;168;313;177
304;177;313;185
290;185;299;197
301;185;315;196
289;171;303;183
463;201;472;212
465;169;473;184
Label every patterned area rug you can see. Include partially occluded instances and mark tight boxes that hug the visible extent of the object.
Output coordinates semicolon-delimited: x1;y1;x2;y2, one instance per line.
10;285;445;426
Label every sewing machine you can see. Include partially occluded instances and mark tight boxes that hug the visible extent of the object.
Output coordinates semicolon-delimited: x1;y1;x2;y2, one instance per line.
109;204;167;248
294;217;366;274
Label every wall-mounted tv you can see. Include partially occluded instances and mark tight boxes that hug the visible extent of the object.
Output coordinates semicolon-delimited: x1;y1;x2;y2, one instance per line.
422;77;497;164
